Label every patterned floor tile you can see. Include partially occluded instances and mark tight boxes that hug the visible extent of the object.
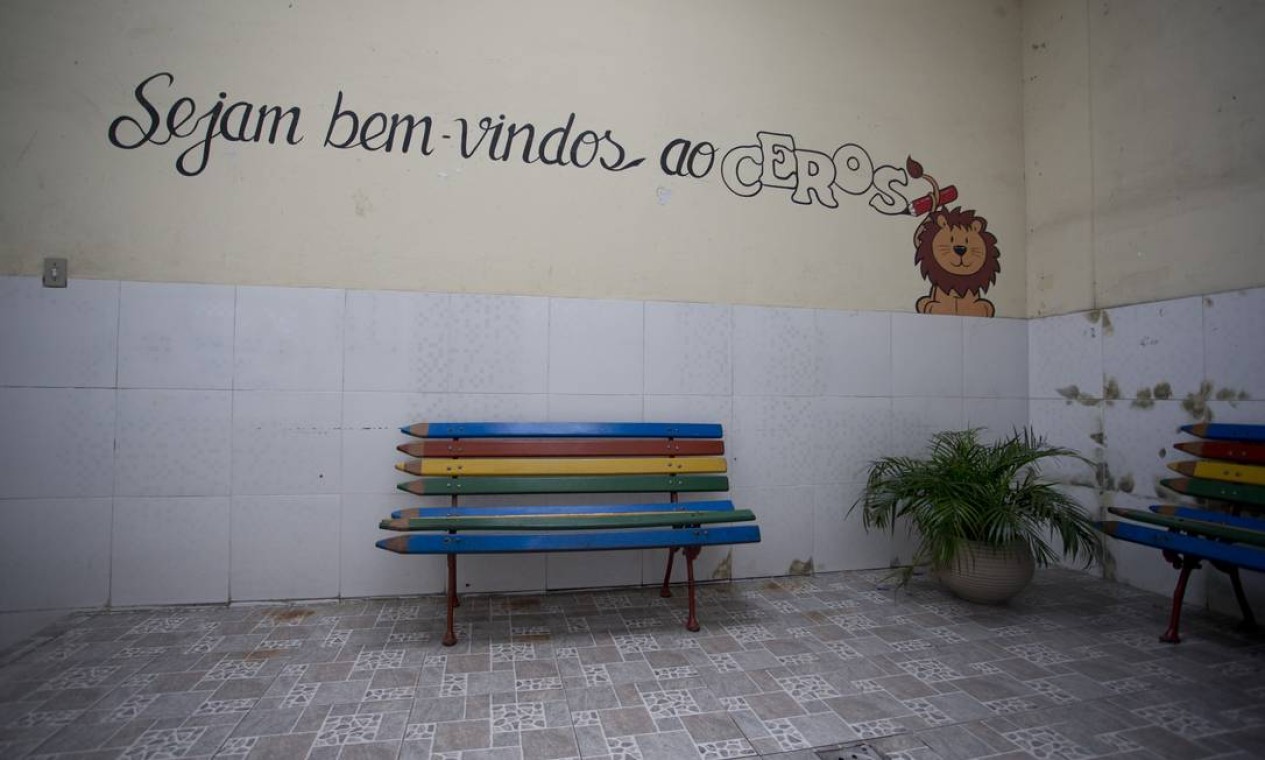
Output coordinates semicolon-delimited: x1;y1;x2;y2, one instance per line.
3;569;1265;760
1001;726;1093;759
120;726;207;759
313;713;383;746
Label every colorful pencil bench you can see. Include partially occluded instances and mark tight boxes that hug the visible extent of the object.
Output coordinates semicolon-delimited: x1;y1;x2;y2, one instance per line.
374;421;761;646
1097;422;1265;643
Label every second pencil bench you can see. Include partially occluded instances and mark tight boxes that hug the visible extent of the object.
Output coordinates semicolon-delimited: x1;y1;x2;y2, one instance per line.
374;421;761;646
1097;422;1265;643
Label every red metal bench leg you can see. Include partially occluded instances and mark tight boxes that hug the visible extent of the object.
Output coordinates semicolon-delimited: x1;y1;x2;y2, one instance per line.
1161;556;1200;644
661;547;678;598
443;553;458;647
684;546;701;632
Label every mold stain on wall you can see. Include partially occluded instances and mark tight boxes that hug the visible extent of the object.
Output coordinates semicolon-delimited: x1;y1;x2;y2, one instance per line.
710;549;733;581
788;558;814;576
1085;309;1114;336
1132;387;1155;409
1103;377;1121;403
1182;381;1215;421
1057;384;1102;407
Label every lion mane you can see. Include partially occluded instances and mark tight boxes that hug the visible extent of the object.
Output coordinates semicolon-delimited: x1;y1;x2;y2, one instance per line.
913;206;1000;297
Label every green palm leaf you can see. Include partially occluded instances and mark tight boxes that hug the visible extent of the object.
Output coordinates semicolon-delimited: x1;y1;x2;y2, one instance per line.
850;428;1104;586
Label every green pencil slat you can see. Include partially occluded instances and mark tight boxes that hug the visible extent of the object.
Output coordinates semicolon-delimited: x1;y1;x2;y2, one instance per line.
397;474;730;496
1107;506;1265;549
380;509;756;532
1161;477;1265;507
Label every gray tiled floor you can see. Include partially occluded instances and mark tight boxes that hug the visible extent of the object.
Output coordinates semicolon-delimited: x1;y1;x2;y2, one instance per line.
2;568;1264;759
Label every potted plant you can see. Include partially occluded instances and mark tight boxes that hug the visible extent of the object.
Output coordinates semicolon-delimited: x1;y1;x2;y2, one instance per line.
853;427;1105;603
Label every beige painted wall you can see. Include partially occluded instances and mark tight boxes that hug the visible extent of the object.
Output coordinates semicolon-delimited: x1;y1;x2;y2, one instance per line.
0;0;1026;315
1025;0;1265;317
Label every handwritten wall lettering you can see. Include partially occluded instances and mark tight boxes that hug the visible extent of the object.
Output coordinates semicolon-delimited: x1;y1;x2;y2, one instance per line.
659;139;716;178
103;72;922;219
720;132;912;216
107;72;303;177
104;71;1002;310
323;91;435;155
452;113;644;171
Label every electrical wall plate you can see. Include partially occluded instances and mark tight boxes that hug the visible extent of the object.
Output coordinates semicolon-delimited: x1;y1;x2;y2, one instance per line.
43;257;68;288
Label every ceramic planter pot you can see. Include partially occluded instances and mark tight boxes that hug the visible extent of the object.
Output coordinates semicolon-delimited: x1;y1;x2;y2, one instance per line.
936;540;1035;604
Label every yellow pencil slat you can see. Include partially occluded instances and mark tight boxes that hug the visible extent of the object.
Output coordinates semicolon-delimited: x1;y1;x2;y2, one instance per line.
396;456;728;477
1169;460;1265;486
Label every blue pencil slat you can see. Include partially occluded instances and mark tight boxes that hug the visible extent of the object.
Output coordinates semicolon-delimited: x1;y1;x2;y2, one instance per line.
391;500;736;519
1098;520;1265;572
402;422;723;439
1182;423;1265;443
1149;505;1265;532
377;525;760;554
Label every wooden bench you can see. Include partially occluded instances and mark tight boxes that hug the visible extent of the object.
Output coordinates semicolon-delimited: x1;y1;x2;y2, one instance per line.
1098;422;1265;643
374;421;761;646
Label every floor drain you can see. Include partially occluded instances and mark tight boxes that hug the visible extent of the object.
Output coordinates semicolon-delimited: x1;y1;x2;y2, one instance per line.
816;741;888;760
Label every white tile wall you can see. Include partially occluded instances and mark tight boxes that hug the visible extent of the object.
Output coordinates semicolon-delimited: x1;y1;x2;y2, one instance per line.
1207;399;1265;426
1028;399;1103;485
1103;297;1203;400
231;495;341;601
815;397;892;484
964;398;1030;442
1027;311;1102;400
547;394;643;422
963;317;1028;398
341;492;445;598
0;277;119;388
1026;287;1265;616
114;389;232;497
2;275;1261;619
730;396;821;488
891;313;964;398
449;293;550;394
548;551;643;590
642;395;733;430
817;310;892;398
0;388;116;499
731;485;815;579
548;298;643;395
891;397;965;458
343;290;449;392
0;499;112;610
644;301;732;396
813;482;893;573
111;497;230;605
458;554;548;594
733;306;820;397
1102;400;1191;501
232;391;342;495
1204;289;1265;400
118;282;234;390
235;286;345;391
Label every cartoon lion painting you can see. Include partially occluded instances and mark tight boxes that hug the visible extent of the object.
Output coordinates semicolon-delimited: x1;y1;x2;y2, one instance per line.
907;158;1000;317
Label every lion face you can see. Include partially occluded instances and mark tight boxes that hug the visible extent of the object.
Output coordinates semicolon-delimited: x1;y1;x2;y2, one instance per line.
931;215;988;277
914;206;1000;298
